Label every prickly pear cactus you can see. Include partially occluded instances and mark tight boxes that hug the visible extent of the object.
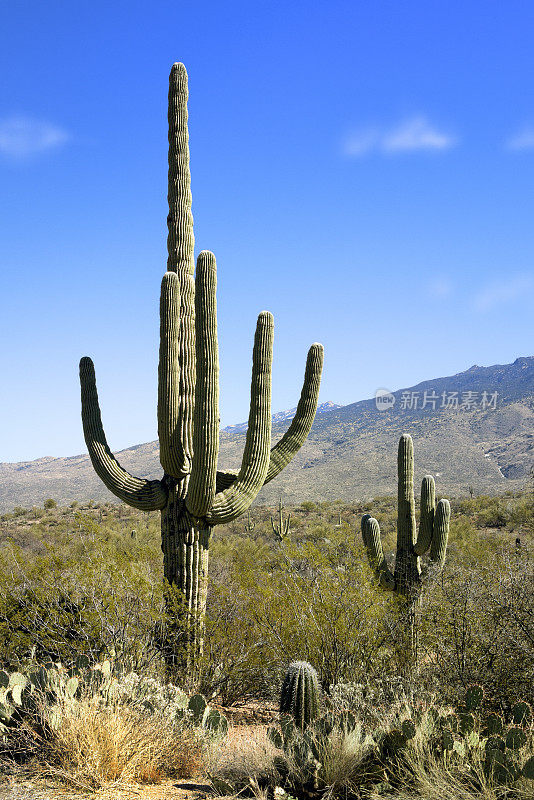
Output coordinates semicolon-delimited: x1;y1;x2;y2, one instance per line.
0;658;228;742
433;686;534;785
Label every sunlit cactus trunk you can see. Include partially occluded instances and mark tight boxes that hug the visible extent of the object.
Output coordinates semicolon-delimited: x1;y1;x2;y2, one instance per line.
361;434;450;672
160;481;211;672
79;63;324;677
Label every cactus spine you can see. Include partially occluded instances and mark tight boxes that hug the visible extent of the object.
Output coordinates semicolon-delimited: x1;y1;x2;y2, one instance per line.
271;496;291;541
79;64;324;675
280;661;320;731
361;434;450;665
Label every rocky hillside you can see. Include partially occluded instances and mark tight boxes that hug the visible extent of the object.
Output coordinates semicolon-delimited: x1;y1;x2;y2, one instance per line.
1;357;532;510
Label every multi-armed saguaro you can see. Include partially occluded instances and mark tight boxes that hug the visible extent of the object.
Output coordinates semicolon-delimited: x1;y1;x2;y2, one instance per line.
361;434;450;661
271;496;291;541
79;63;324;671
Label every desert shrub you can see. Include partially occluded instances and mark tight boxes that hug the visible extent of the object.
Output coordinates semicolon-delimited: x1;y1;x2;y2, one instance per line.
0;490;531;717
0;519;163;673
509;495;534;532
421;543;534;707
199;530;403;703
1;656;230;789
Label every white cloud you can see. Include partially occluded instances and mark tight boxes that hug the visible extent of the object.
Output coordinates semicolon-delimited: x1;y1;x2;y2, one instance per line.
343;116;456;157
0;116;69;159
506;127;534;151
383;117;455;153
473;275;534;313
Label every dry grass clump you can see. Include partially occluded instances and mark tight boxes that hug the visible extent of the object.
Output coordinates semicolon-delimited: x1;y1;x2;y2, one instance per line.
26;694;203;791
207;725;279;794
369;747;534;800
287;722;376;798
366;709;534;800
207;720;377;798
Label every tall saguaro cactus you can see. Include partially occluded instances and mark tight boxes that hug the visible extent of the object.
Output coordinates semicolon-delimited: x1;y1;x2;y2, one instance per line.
79;63;324;673
361;434;450;665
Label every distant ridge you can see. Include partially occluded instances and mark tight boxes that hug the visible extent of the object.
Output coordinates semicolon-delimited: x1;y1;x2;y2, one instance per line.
0;357;533;510
223;401;342;432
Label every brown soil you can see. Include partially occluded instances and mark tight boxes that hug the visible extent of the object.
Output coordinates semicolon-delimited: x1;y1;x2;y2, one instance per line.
0;777;213;800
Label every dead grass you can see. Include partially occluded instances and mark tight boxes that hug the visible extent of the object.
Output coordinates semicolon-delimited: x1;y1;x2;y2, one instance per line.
206;724;278;794
25;697;203;792
369;735;534;800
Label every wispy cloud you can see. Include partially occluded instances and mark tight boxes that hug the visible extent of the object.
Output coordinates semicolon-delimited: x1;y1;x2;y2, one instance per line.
428;277;453;299
343;116;456;157
506;127;534;151
0;116;69;159
473;274;534;313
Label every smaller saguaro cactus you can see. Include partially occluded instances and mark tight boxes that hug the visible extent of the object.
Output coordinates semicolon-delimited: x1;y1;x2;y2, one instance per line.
280;661;320;731
271;496;291;541
244;511;256;533
361;434;450;663
361;434;450;595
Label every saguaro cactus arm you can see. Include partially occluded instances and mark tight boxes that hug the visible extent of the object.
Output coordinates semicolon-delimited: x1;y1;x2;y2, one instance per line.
361;514;395;588
414;475;435;555
264;343;324;484
158;271;185;477
79;357;167;510
215;470;238;491
214;342;323;493
205;311;274;525
187;251;219;518
429;499;450;566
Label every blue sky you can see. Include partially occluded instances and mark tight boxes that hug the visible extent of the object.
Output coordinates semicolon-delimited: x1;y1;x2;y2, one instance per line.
1;0;534;461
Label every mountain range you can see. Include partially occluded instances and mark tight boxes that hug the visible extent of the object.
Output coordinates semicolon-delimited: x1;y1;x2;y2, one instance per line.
222;402;342;433
0;356;532;511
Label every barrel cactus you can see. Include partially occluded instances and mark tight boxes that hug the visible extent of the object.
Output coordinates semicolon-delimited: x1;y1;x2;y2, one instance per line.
280;661;320;731
79;63;324;674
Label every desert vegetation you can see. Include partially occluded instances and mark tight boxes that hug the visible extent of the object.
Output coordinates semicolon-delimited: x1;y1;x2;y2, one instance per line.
0;484;532;797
